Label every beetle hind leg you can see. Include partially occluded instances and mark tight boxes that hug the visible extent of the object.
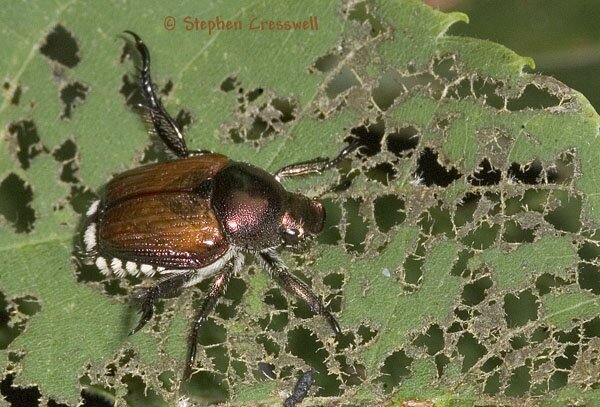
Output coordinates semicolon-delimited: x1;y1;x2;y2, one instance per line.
124;31;189;158
129;272;193;335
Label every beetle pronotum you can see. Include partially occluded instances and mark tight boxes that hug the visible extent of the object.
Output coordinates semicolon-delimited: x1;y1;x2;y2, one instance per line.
82;31;358;380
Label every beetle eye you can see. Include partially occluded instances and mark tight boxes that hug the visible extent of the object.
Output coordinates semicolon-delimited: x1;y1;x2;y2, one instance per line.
282;228;302;246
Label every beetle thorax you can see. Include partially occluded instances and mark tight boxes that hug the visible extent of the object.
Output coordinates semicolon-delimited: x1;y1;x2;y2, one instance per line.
211;162;287;249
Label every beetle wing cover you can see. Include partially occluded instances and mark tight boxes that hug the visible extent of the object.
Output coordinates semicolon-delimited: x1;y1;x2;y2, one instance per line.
104;154;229;204
97;155;230;268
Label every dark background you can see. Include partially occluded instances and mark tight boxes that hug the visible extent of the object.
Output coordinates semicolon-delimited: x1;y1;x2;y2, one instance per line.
426;0;600;112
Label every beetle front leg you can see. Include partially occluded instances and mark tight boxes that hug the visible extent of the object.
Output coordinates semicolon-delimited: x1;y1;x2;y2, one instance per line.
259;250;341;335
274;139;360;181
124;31;189;158
130;272;193;335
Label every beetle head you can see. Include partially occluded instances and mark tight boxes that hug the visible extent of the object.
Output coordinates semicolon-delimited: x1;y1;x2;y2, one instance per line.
279;193;325;248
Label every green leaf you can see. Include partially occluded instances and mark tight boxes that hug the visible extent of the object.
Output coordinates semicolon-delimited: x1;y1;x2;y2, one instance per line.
1;0;600;405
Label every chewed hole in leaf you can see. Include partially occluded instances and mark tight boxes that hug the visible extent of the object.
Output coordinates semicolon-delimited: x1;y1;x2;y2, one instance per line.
256;334;280;357
505;365;532;396
79;386;113;407
7;120;46;170
461;276;493;306
450;249;474;278
503;290;540;328
454;193;480;228
286;327;341;396
325;66;360;99
413;324;445;355
364;162;397;185
346;1;386;37
76;261;105;284
507;160;544;184
52;139;79;183
507;84;562;111
312;51;340;73
264;288;288;311
415;148;462;187
246;117;270;141
535;274;569;296
40;24;80;68
48;398;70;407
0;173;35;233
120;74;145;108
60;82;89;120
374;195;405;233
318;198;342;245
578;241;600;261
1;374;42;407
520;189;548;213
220;75;237;92
323;273;344;291
122;374;164;406
457;331;487;372
484;372;501;395
461;222;500;250
207;344;230;373
343;198;368;254
544;190;582;233
182;371;229;403
376;349;413;392
350;118;385;158
271;97;297;123
402;237;426;287
247;87;264;102
502;220;535;243
222;86;297;145
385;126;419;157
372;71;403;111
578;263;600;295
418;201;454;238
357;324;378;345
216;277;246;320
174;109;193;134
470;78;505;109
197;319;226;346
68;185;97;215
468;158;501;186
480;356;503;373
0;291;23;350
432;55;458;82
8;84;22;106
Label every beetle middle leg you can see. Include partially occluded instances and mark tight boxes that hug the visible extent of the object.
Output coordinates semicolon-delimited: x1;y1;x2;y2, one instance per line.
184;253;245;380
274;139;360;181
124;31;189;158
259;250;341;335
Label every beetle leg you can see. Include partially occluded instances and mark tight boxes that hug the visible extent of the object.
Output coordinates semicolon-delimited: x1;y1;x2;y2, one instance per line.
258;250;341;336
284;369;315;407
183;253;245;380
124;31;189;158
274;139;360;181
130;272;194;335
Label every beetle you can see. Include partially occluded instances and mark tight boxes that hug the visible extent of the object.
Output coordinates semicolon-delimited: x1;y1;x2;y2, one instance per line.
82;31;358;380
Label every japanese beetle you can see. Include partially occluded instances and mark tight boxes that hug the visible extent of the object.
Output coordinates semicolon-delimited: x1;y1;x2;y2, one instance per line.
82;31;358;380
